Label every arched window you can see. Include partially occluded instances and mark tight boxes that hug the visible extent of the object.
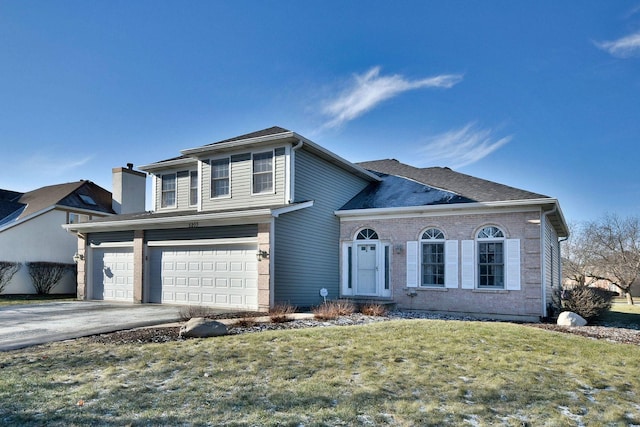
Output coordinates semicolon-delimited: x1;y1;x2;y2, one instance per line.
420;228;445;287
356;228;378;240
477;226;505;288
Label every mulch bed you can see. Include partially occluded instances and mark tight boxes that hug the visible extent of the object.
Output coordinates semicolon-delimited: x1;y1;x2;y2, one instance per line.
85;312;640;346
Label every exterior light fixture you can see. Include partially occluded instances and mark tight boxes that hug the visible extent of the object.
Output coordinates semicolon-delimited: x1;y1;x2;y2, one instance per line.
72;253;84;264
256;249;269;261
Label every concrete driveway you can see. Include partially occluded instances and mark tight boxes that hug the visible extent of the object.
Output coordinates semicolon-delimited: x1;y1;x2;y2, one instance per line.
0;301;189;351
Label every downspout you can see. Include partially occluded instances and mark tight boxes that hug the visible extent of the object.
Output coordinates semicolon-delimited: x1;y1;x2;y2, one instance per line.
289;140;304;203
541;204;558;318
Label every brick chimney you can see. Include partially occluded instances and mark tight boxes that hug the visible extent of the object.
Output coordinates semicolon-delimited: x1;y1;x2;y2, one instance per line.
112;163;146;214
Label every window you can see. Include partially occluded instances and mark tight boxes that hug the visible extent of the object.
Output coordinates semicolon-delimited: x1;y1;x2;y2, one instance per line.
356;228;378;240
211;158;230;198
421;228;445;287
189;171;198;206
78;194;97;206
161;174;176;208
68;213;89;224
252;151;273;194
477;226;505;288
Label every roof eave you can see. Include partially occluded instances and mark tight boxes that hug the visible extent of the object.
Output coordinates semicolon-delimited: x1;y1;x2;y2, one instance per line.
139;157;196;173
180;131;298;156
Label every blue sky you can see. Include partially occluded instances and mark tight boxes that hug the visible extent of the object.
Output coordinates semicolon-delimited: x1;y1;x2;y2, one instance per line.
1;1;639;223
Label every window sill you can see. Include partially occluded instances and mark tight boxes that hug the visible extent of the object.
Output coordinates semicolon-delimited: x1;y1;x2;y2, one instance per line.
405;287;448;292
472;289;509;294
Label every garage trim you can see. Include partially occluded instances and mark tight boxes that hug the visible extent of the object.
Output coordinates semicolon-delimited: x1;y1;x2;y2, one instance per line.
146;237;257;247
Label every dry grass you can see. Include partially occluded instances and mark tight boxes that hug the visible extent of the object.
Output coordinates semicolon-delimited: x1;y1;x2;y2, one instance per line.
313;299;356;320
268;302;296;323
232;317;258;328
360;303;388;317
1;320;640;426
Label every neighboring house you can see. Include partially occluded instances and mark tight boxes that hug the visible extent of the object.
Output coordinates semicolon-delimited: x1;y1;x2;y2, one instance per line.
1;180;115;294
64;127;568;321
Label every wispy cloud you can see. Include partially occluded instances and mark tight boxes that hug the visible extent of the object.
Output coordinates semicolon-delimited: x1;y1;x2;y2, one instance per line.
418;123;512;169
594;30;640;58
21;154;93;177
322;67;463;129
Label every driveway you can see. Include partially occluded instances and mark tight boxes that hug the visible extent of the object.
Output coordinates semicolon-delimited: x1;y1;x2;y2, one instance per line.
0;301;193;351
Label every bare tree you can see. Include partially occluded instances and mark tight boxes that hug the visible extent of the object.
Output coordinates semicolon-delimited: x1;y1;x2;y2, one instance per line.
0;261;21;293
584;214;640;305
562;222;599;288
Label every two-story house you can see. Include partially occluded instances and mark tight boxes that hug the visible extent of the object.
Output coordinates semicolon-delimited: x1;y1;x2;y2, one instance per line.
65;126;568;321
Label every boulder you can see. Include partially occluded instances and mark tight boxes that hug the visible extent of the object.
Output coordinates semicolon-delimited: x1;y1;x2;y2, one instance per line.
557;311;587;327
179;317;228;338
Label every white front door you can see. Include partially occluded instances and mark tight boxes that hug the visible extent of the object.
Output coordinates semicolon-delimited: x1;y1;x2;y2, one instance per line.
356;244;377;295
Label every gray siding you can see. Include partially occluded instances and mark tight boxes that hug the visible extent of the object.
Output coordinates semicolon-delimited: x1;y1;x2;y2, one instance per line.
273;148;370;306
145;225;258;241
88;231;135;245
153;167;198;212
200;144;287;211
543;215;560;309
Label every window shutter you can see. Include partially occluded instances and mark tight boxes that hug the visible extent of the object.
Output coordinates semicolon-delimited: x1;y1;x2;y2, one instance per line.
445;240;458;288
406;241;418;287
461;240;475;289
505;239;521;290
341;243;352;296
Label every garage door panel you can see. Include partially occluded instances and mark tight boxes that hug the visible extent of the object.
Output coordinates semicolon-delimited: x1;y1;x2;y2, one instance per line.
149;244;258;309
92;247;134;302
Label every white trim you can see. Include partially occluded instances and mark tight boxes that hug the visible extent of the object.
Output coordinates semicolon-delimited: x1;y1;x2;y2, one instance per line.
354;241;380;296
90;241;135;248
269;218;275;308
160;173;177;209
284;144;292;203
146;237;257;247
341;242;352;296
151;174;157;211
271;201;314;217
406;241;419;287
197;161;203;211
139;157;196;172
251;149;276;195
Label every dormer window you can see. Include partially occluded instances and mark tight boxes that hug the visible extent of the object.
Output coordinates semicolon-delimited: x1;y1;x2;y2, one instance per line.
252;151;273;194
161;173;176;208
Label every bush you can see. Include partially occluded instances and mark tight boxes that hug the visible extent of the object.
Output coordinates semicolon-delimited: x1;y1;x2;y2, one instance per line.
178;305;216;321
313;299;356;320
0;261;21;293
233;317;258;328
269;303;297;323
360;303;387;317
27;262;73;294
562;286;614;320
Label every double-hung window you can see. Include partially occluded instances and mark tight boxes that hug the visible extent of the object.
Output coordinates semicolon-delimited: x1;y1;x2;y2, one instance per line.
252;151;273;194
211;158;230;198
421;228;445;287
477;226;505;289
161;173;176;208
189;171;198;206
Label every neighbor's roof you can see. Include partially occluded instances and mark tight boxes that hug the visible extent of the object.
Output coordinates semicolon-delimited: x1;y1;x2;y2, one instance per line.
356;159;548;203
0;181;114;226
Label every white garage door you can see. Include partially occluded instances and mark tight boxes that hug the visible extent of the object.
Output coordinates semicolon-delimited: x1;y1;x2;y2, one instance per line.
92;247;134;301
149;244;258;310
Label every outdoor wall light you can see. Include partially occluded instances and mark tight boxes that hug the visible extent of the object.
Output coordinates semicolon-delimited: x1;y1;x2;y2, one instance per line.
72;253;84;263
256;249;269;261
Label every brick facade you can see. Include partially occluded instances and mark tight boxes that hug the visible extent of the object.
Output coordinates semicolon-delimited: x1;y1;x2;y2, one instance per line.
339;209;544;321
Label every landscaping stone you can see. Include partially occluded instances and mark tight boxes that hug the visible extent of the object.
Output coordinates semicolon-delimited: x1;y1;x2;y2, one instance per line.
179;317;228;338
557;311;587;327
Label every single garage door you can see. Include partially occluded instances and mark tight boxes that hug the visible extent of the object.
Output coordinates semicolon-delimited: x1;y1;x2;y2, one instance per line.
91;247;134;301
149;244;258;309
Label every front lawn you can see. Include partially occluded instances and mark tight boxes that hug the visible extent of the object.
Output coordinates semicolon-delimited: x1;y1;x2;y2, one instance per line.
0;294;76;307
596;302;640;328
1;320;639;426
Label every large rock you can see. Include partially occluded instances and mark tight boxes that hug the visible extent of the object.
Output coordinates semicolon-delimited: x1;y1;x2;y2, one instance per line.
557;311;587;327
179;317;228;338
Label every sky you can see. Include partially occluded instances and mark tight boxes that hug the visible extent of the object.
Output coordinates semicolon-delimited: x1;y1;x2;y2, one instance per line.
1;1;639;223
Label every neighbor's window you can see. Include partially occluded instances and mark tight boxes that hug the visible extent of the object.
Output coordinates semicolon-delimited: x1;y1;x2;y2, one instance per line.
421;228;445;287
161;174;176;208
477;226;505;288
252;151;273;194
189;170;198;206
68;213;89;224
211;158;230;198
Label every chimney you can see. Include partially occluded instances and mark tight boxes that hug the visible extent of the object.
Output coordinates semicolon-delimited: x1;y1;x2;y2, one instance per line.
112;164;146;214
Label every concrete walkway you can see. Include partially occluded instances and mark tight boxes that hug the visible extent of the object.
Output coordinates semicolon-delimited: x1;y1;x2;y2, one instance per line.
0;301;189;351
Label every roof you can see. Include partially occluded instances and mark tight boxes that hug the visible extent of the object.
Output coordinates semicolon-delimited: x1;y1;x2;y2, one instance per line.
202;126;291;147
0;181;115;229
356;159;548;203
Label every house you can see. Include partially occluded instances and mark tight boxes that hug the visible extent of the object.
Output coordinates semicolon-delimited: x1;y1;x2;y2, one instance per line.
0;174;134;294
64;127;568;321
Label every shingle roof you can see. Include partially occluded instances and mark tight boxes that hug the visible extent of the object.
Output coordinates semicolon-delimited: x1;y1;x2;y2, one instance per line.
203;126;291;147
356;159;548;203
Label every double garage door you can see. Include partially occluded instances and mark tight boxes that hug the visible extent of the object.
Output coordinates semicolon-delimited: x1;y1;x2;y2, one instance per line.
91;243;258;310
149;244;258;309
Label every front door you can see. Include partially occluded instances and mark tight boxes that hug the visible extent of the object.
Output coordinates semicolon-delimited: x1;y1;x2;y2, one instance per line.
356;244;377;295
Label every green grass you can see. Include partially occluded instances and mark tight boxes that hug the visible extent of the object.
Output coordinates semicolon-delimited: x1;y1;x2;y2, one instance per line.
1;320;640;426
0;294;76;306
596;301;640;328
